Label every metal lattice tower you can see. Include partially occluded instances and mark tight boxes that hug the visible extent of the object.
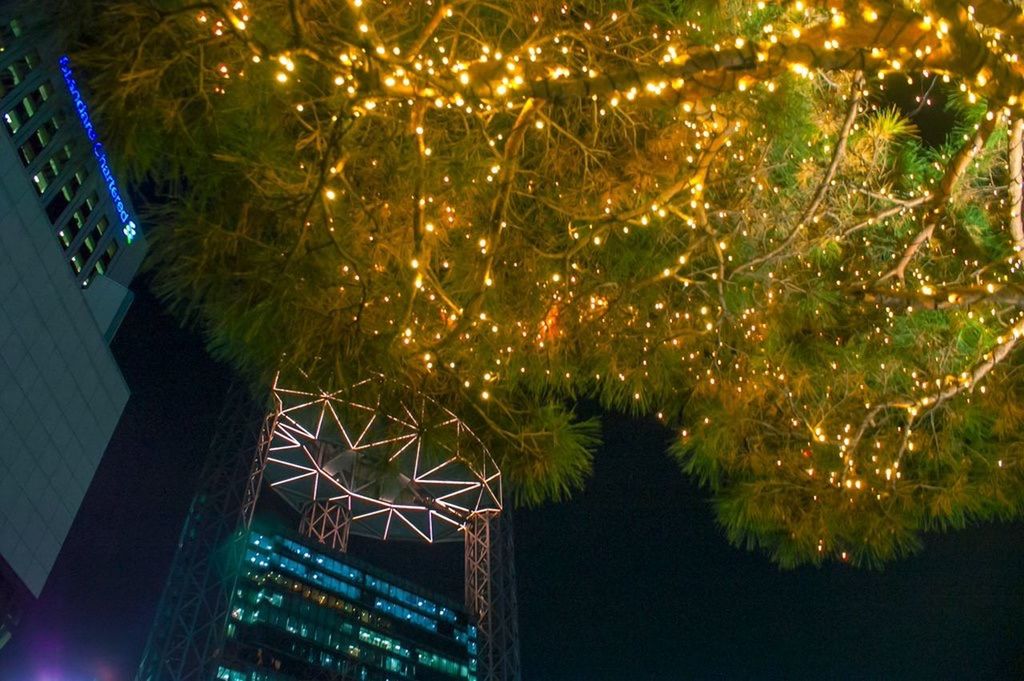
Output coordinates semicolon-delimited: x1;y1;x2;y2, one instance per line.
136;382;272;681
465;510;522;681
137;376;520;681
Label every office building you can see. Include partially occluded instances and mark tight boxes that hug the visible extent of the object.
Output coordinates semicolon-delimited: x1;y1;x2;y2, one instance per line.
0;11;146;647
217;528;478;681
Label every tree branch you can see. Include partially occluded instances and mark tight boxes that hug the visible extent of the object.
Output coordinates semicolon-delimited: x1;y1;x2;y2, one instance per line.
735;74;863;274
436;99;539;345
1008;117;1024;252
877;108;1000;283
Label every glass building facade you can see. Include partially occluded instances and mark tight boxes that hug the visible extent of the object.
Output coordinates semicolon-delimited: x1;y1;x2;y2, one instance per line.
217;529;478;681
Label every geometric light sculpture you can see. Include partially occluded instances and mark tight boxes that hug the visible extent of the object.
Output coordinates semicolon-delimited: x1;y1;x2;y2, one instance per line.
265;373;503;544
137;379;520;681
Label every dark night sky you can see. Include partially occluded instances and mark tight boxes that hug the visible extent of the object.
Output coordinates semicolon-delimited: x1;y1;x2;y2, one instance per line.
0;280;1023;680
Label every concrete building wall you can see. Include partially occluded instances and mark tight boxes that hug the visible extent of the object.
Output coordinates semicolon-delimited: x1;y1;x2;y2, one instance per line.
0;16;144;598
0;132;129;594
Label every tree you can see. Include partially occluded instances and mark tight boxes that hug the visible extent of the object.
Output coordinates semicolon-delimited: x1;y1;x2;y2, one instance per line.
44;0;1024;566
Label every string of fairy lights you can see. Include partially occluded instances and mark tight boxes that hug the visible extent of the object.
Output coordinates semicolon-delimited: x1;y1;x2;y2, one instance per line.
149;0;1024;559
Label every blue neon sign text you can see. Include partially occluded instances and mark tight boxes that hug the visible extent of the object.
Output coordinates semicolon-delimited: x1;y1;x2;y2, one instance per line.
58;56;136;244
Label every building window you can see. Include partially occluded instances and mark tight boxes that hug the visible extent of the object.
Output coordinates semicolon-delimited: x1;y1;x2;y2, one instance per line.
44;170;88;223
81;220;117;284
4;82;51;134
18;115;61;166
80;234;96;258
68;206;87;234
52;193;100;259
31;143;74;195
0;51;37;99
32;169;47;194
46;183;74;222
0;19;24;45
90;215;109;241
93;235;118;274
46;186;72;223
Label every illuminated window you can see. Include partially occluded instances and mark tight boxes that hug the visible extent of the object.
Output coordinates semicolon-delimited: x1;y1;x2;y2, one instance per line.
32;146;75;196
80;233;96;258
47;180;92;225
92;239;118;278
46;182;75;222
2;19;23;42
0;50;36;99
18;115;61;166
4;83;51;134
32;169;47;193
67;209;85;238
45;187;71;222
90;215;109;240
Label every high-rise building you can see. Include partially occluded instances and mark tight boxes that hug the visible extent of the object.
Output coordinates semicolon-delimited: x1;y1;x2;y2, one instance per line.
217;527;478;681
0;11;146;648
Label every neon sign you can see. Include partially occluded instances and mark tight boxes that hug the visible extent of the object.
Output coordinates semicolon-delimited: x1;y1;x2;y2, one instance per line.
58;56;136;244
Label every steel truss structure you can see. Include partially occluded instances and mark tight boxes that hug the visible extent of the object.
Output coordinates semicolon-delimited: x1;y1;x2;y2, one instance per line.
265;374;503;543
136;382;273;681
299;499;352;554
137;376;521;681
465;510;522;681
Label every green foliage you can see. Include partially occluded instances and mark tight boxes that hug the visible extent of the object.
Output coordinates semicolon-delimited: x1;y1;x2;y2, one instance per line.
754;75;817;188
500;403;601;506
890;139;932;192
866;106;919;140
46;0;1024;568
638;0;783;43
953;203;1006;260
